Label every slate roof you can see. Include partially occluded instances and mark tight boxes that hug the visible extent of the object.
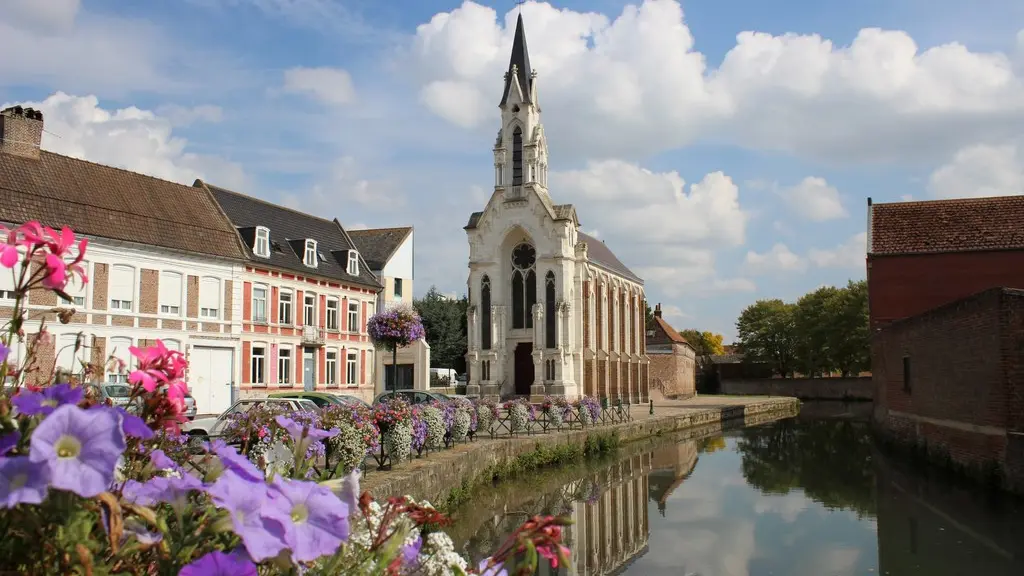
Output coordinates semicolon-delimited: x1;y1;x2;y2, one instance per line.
579;231;643;284
347;227;412;271
198;181;382;289
500;13;533;106
870;195;1024;255
0;150;247;260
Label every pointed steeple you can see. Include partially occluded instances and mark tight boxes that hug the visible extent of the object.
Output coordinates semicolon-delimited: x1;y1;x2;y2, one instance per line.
500;13;533;106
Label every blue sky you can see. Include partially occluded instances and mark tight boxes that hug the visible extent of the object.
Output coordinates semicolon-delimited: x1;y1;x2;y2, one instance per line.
3;0;1023;340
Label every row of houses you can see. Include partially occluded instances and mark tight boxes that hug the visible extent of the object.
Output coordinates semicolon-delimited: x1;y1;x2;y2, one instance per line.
0;105;429;415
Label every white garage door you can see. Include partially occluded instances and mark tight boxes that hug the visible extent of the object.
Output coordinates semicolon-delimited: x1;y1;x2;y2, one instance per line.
189;347;234;415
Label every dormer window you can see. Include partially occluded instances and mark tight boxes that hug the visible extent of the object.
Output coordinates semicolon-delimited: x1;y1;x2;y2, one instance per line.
303;239;318;268
254;227;270;258
347;250;359;276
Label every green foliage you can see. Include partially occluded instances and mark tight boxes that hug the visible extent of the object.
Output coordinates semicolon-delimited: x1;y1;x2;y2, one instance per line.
736;418;876;518
679;329;726;368
645;301;655;330
735;298;798;377
736;279;869;377
414;286;469;373
439;431;620;512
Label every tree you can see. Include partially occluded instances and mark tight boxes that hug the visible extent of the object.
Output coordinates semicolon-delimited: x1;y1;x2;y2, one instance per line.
735;299;797;377
679;329;725;370
413;287;468;373
831;280;869;376
645;301;655;330
792;286;842;377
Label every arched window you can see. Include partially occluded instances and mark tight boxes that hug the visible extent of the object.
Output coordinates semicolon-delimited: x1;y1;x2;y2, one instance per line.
512;126;523;186
481;275;492;350
510;243;536;329
545;271;556;348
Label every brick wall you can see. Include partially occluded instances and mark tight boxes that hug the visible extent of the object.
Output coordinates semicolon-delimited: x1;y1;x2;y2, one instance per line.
583;281;590;348
26;332;54;386
139;269;158;314
873;287;1024;494
27;259;57;307
584;359;594;397
720;376;872;400
90;337;106;383
649;347;696;399
223;280;233;321
92;263;108;311
869;250;1024;330
186;275;199;318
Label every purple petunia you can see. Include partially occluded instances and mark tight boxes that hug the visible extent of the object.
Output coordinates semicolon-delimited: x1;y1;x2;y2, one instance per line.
13;383;83;416
206;439;264;483
274;415;338;443
338;469;361;517
179;550;258;576
88;405;154;440
265;476;350;562
207;470;289;562
0;456;50;508
149;449;178;471
401;535;422;569
477;558;509;576
29;404;125;497
0;430;20;455
0;342;9;365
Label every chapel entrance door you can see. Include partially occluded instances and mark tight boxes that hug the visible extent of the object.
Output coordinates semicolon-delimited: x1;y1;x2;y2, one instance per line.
514;342;534;397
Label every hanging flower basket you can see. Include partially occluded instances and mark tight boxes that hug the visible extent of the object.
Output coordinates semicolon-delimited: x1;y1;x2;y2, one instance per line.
367;305;425;394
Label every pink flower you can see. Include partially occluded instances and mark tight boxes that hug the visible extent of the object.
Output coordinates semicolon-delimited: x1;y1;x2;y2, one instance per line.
0;227;21;269
41;253;68;290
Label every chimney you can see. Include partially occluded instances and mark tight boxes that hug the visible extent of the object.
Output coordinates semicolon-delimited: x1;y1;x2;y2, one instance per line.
654;303;662;318
0;105;44;160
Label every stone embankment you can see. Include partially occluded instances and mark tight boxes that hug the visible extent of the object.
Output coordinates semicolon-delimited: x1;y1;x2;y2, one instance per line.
324;395;800;504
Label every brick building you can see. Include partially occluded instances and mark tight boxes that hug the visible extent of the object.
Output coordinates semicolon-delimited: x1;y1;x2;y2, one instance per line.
872;287;1024;494
0;105;248;415
867;195;1024;330
198;182;384;404
645;304;696;399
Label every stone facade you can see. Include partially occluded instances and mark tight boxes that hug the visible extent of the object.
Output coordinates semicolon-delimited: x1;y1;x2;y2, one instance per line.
464;15;649;402
873;287;1024;494
645;304;696;400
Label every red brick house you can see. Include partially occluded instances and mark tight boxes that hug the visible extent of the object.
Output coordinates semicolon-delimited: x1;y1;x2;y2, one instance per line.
869;195;1024;494
644;304;696;399
196;181;384;403
867;195;1024;330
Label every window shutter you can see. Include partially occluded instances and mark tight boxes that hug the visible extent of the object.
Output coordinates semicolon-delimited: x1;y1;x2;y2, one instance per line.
108;337;133;370
64;261;88;302
160;271;182;308
164;339;181;352
56;334;82;374
200;278;219;310
0;268;14;293
110;265;135;302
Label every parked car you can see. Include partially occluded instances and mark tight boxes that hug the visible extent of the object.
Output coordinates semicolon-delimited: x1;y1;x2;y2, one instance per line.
183;392;197;420
269;391;370;410
99;384;133;409
182;397;319;449
372;390;449;406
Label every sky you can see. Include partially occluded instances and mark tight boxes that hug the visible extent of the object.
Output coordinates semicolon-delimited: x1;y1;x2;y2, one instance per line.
3;0;1024;341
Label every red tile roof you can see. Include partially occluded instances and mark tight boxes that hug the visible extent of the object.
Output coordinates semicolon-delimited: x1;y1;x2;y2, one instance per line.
871;195;1024;255
653;315;690;345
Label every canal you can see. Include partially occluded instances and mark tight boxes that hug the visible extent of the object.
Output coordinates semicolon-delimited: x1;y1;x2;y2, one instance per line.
447;402;1024;575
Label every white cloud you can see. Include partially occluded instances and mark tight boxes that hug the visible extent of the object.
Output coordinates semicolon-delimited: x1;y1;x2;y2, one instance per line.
928;142;1024;198
283;67;357;106
408;1;1024;164
6;0;80;32
779;177;847;221
658;304;689;324
5;92;246;189
550;160;751;298
281;156;405;219
745;243;807;274
808;232;868;270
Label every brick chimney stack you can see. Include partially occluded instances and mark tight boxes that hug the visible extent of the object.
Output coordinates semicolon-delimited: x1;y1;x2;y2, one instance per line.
0;105;44;160
654;303;662;318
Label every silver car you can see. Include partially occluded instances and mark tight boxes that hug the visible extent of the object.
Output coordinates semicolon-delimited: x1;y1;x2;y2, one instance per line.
182;397;319;449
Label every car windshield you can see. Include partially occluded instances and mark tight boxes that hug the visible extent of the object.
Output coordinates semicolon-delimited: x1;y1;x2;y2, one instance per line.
104;385;131;398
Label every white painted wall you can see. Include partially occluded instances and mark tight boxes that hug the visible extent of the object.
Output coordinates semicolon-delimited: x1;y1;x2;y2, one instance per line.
6;235;244;416
381;230;414;282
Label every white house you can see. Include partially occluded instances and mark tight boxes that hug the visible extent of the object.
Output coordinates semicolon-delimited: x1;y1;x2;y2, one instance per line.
347;227;431;393
0;105;248;416
463;15;650;402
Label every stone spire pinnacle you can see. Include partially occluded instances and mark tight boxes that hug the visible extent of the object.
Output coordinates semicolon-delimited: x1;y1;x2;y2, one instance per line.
500;12;533;106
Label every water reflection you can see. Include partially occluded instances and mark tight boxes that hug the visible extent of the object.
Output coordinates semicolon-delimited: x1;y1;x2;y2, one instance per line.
450;406;1024;575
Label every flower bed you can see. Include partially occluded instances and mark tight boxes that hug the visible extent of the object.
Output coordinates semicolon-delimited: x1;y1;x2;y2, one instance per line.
0;221;569;574
475;398;498;436
503;398;534;433
320;403;380;474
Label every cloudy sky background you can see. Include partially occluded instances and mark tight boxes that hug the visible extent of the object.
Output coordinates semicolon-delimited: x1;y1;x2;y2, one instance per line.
4;0;1024;340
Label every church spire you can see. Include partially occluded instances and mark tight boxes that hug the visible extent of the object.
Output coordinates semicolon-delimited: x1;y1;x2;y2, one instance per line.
500;13;533;106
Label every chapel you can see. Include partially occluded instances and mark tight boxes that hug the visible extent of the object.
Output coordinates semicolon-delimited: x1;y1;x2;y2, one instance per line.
464;14;650;403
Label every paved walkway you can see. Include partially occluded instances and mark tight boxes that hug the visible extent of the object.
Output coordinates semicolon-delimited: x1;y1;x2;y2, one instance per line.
325;395;800;502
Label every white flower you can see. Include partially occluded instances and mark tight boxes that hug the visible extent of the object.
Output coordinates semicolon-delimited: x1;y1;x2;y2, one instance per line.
451;410;472;441
422;406;446;449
